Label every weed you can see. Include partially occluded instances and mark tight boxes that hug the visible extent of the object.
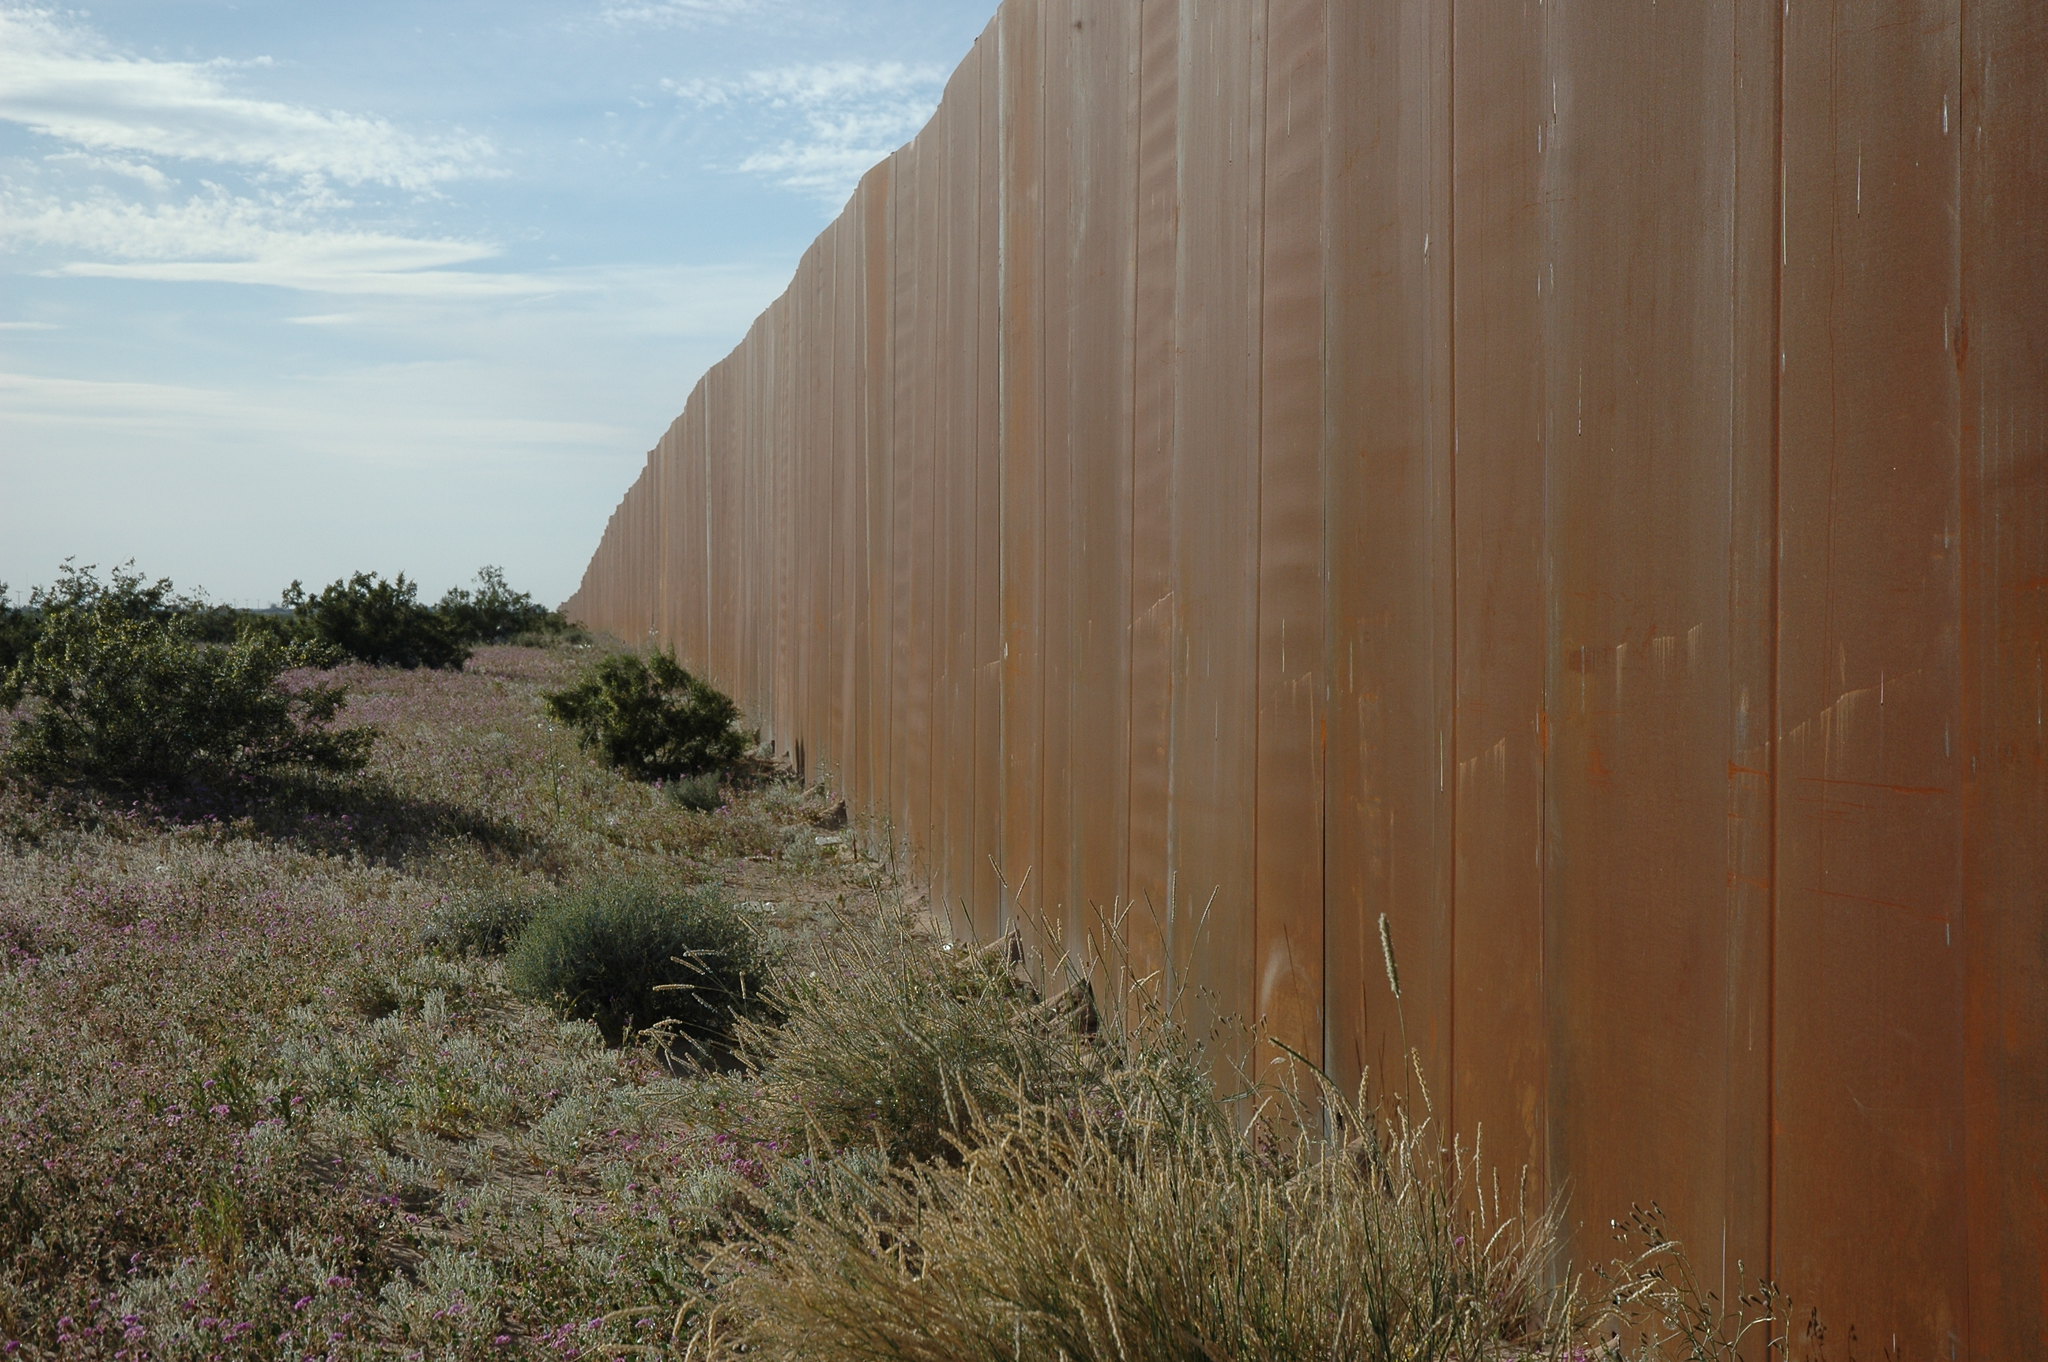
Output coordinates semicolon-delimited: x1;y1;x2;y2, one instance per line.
668;770;725;813
742;907;1111;1163
504;878;777;1056
706;1083;1570;1362
423;889;539;956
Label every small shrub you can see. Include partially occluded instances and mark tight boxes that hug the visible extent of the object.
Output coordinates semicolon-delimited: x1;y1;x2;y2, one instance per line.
285;571;469;670
180;602;294;646
668;770;726;812
421;891;537;957
0;564;374;791
437;565;580;646
504;878;774;1056
544;650;749;781
0;585;38;672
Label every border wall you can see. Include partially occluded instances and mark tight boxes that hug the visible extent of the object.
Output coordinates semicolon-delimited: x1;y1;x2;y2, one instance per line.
565;1;2047;1351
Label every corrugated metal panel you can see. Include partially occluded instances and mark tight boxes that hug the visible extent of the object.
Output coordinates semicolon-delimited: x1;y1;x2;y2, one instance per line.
1541;0;1770;1298
936;55;975;932
1123;0;1177;997
1170;0;1263;1054
1320;0;1455;1109
1036;0;1077;962
1776;1;1970;1347
559;2;2047;1346
1255;0;1327;1077
1062;0;1135;982
998;0;1045;950
971;23;1005;943
1449;0;1550;1189
1961;6;2048;1352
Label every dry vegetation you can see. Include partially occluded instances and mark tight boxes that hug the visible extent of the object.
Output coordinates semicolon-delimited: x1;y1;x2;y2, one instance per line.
0;645;1806;1360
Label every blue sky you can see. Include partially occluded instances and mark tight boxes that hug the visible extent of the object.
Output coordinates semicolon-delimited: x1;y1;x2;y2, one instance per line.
0;0;994;607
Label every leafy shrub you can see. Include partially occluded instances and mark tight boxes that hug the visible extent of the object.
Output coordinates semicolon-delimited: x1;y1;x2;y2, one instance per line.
0;564;374;791
504;878;774;1055
421;890;538;957
437;565;581;646
285;571;469;670
544;650;749;781
180;601;295;646
0;585;38;672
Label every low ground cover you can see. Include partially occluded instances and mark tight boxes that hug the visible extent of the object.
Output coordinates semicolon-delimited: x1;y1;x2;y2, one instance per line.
0;646;859;1356
0;645;1793;1360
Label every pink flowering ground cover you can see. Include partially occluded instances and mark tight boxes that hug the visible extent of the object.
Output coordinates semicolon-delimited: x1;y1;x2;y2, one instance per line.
0;646;879;1359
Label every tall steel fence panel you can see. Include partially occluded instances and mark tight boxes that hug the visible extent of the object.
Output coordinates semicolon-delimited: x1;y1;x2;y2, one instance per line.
562;1;2047;1349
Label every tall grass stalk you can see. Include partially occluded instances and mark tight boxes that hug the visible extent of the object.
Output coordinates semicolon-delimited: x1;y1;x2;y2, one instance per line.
703;1077;1573;1362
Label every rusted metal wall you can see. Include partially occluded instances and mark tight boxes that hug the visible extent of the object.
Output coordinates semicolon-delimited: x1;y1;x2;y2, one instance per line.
565;1;2046;1351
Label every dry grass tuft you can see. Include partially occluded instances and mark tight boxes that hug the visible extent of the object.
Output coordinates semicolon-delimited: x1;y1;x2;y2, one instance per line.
697;1056;1572;1362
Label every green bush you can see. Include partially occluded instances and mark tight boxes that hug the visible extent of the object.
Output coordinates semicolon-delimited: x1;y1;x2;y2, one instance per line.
436;565;581;646
285;572;469;671
543;650;749;781
0;585;37;673
0;564;374;791
180;602;295;646
503;878;774;1055
668;770;726;812
420;891;538;957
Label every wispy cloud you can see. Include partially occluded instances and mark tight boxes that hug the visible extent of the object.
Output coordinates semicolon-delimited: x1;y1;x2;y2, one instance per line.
41;149;173;190
667;60;945;205
0;184;554;296
599;0;787;29
0;7;490;189
0;368;245;427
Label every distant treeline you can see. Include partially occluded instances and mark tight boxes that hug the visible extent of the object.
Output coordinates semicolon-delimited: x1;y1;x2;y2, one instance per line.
0;564;584;674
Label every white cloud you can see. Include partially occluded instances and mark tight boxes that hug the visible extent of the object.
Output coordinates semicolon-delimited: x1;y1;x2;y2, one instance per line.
667;59;946;109
600;0;785;29
0;320;57;330
0;184;558;296
0;365;629;455
0;7;490;189
667;60;945;205
41;149;173;190
0;368;243;425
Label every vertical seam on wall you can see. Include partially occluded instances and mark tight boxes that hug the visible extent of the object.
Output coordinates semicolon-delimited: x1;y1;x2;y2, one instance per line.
1535;0;1554;1206
1950;1;1971;1347
1767;0;1787;1293
1031;0;1048;955
993;37;1008;933
1251;0;1270;1061
1445;0;1461;1156
1126;0;1146;947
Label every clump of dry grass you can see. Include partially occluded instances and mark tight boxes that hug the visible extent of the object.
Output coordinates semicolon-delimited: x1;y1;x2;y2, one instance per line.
675;908;1814;1362
738;907;1131;1162
695;1052;1570;1362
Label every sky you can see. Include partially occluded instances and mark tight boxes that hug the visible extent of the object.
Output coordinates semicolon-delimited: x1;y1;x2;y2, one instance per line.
0;0;996;607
